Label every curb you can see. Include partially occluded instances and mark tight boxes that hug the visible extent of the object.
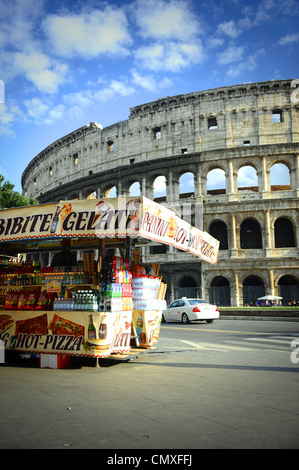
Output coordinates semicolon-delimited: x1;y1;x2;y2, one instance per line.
219;315;299;322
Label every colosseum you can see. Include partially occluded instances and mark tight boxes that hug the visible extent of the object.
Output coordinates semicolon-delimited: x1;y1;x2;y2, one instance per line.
22;79;299;307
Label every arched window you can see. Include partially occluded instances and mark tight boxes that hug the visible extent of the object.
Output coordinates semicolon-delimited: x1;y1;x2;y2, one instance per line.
179;172;194;197
86;191;96;199
243;276;265;306
207;168;226;194
278;275;299;305
178;276;197;298
129;182;141;197
240;218;262;249
270;163;290;190
153;175;166;200
105;186;117;198
210;276;231;306
237;165;258;191
209;221;228;250
274;218;295;247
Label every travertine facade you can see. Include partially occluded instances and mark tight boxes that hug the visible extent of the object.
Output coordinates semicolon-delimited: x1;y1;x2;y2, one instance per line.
22;79;299;306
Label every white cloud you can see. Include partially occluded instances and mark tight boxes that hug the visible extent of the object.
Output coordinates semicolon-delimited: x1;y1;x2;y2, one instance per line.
0;101;23;125
278;33;299;46
44;104;66;124
134;41;204;72
133;0;201;41
217;46;245;65
0;0;70;95
217;20;242;38
63;90;94;109
24;97;49;118
0;0;44;50
255;0;275;24
94;80;135;102
208;37;224;49
131;69;172;92
226;48;265;78
0;100;23;136
12;52;69;93
132;0;204;73
43;6;132;58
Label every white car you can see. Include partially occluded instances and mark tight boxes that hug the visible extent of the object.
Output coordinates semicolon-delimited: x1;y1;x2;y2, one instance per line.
162;297;219;324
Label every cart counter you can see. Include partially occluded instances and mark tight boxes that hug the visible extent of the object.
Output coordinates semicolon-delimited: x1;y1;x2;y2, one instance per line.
0;309;162;358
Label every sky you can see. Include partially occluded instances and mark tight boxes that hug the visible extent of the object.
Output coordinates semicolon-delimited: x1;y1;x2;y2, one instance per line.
0;0;298;196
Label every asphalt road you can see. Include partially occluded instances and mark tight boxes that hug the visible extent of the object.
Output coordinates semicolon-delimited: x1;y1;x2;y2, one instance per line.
1;318;299;451
158;317;299;355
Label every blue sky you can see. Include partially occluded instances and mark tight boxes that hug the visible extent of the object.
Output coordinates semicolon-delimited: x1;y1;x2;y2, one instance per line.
0;0;298;195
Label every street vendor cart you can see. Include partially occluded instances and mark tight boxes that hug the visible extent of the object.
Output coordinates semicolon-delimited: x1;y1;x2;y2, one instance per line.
0;196;219;366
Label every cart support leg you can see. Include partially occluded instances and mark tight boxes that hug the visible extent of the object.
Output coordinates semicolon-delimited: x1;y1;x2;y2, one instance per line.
95;357;101;367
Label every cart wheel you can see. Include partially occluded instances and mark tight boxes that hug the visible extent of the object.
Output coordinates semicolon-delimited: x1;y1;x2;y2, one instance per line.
182;313;190;324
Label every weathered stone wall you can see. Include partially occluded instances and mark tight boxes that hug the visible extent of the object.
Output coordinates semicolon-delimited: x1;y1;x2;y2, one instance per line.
21;79;299;307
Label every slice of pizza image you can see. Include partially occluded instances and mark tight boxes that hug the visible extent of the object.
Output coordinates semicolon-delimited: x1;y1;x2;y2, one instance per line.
0;314;14;333
15;313;48;336
49;313;84;339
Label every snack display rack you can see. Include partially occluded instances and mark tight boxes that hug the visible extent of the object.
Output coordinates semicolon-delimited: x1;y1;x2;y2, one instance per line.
0;197;219;367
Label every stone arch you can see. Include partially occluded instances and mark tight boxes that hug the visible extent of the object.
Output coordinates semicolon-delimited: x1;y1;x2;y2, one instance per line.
237;164;258;191
86;190;97;199
270;162;291;190
274;217;296;247
209;220;228;250
153;175;166;200
178;275;198;298
105;185;117;197
129;181;141;196
243;275;265;305
207;167;226;194
240;217;262;249
278;275;299;304
209;276;231;306
179;171;194;197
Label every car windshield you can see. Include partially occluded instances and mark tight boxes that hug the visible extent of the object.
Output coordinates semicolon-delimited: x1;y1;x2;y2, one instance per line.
188;299;209;305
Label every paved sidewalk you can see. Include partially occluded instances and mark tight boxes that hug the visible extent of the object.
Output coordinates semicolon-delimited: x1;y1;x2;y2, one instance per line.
0;342;299;450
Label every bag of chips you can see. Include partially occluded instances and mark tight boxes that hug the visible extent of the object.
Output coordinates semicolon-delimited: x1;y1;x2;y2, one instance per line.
24;291;40;310
17;291;29;309
35;292;49;310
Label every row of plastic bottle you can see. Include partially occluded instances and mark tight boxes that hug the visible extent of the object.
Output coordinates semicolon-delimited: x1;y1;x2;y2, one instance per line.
132;276;160;289
99;283;133;298
53;292;98;311
133;299;166;310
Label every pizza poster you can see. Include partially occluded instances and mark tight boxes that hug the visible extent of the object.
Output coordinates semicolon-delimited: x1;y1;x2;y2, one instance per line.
0;310;132;358
131;310;162;348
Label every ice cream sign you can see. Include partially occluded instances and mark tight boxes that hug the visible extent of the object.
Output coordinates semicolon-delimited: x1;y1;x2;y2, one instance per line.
0;197;219;264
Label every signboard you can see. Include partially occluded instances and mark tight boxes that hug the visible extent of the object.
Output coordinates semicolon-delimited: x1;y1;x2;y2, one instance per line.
139;197;219;264
0;310;132;358
131;309;162;348
0;197;219;264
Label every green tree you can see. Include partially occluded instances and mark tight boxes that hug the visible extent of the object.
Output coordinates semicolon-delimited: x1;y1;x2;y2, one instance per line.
0;174;38;209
